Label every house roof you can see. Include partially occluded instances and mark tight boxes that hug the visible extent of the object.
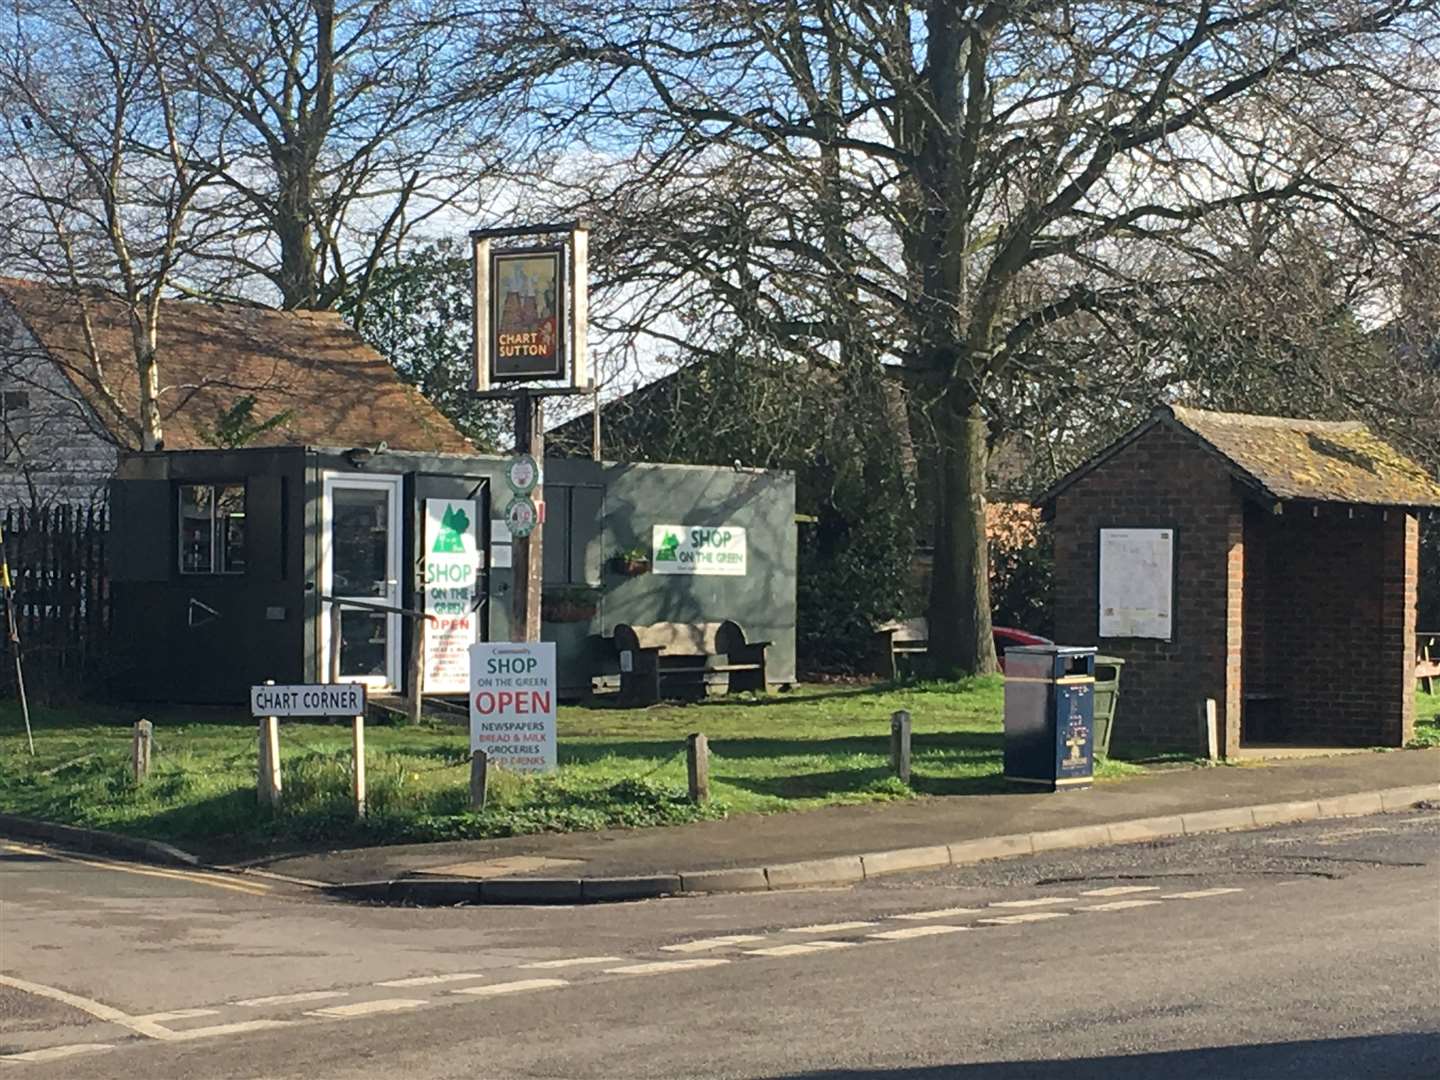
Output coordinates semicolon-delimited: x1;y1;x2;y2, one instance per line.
0;276;471;453
1038;403;1440;509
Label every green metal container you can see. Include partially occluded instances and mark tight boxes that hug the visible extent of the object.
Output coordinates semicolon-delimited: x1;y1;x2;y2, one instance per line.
1093;655;1126;757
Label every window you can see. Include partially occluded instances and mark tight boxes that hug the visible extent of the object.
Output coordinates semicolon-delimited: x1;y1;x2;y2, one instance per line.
1;390;30;466
178;484;246;574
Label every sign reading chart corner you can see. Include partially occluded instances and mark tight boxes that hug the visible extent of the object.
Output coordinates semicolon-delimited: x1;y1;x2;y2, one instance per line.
469;642;557;773
652;525;747;576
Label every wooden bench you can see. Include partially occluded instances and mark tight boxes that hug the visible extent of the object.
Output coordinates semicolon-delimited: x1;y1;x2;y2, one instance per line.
1418;631;1440;695
869;617;928;680
613;621;770;704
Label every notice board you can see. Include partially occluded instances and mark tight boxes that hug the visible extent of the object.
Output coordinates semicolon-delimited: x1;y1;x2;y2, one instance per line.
1098;528;1175;640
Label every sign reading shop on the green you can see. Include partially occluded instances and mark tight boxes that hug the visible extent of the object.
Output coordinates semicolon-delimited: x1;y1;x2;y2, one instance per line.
424;498;480;694
651;525;747;576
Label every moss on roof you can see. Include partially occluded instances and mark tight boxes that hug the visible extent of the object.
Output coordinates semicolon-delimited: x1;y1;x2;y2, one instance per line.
1167;405;1440;507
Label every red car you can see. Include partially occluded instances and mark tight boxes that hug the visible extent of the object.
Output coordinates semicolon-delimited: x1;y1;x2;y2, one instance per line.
993;627;1053;672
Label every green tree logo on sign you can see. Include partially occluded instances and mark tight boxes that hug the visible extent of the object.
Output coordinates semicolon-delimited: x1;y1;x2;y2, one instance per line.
656;532;680;561
433;504;470;553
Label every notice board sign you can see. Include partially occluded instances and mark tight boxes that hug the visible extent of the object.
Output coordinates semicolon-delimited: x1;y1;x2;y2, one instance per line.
251;683;366;718
424;498;481;694
651;525;747;576
489;247;566;381
469;642;557;772
1098;528;1175;640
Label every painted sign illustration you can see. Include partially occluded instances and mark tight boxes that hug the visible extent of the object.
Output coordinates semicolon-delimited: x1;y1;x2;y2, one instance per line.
490;248;565;381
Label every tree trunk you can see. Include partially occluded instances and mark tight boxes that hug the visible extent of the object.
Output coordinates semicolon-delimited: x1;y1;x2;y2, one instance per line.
927;391;996;675
137;349;163;451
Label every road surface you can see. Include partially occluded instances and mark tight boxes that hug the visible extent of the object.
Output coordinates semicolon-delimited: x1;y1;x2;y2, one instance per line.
1;810;1436;1077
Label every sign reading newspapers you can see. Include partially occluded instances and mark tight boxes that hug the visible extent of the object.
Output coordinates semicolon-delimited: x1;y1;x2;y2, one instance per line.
468;641;557;773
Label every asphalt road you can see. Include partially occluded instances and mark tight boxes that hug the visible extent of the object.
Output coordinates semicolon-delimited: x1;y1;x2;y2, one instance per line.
1;811;1436;1078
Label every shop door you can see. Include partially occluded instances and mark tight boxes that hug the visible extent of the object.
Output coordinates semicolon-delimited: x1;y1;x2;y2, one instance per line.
322;473;403;689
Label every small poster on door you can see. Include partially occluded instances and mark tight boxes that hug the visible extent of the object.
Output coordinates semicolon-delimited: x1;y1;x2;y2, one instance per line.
424;498;481;693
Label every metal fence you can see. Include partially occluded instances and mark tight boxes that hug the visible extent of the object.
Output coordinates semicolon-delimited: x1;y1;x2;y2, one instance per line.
0;505;109;697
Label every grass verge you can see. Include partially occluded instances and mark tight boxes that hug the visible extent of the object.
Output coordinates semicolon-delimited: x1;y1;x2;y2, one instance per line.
0;678;1161;859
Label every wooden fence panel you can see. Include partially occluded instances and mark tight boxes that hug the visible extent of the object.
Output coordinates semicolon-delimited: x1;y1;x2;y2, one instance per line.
0;505;110;698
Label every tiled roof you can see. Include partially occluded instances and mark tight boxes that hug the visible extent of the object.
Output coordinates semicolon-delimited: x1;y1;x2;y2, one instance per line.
1039;403;1440;509
0;276;472;453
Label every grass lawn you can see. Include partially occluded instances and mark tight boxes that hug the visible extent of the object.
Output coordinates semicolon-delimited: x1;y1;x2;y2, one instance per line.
1414;688;1440;747
0;678;1193;859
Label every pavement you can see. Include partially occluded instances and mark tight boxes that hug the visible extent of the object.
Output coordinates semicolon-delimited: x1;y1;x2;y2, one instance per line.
249;747;1440;904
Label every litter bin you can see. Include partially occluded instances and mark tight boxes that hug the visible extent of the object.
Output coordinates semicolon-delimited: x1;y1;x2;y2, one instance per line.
1093;655;1126;758
1003;645;1096;791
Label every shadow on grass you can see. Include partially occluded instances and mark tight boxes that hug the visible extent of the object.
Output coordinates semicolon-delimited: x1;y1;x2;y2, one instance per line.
558;731;1005;765
723;768;1021;801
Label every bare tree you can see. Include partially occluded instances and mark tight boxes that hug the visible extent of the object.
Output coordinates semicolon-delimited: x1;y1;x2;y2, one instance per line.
519;0;1440;673
156;0;534;317
0;0;221;451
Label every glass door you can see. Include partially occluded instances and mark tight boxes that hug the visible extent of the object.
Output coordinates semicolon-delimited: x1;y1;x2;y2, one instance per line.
322;474;403;688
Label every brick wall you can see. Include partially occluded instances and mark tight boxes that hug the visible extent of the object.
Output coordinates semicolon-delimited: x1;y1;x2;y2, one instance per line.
1053;423;1243;754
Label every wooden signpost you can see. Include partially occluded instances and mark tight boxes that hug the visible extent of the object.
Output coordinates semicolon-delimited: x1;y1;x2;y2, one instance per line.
470;221;592;643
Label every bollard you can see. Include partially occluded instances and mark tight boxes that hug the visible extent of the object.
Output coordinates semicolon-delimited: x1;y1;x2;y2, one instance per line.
1200;698;1219;761
131;719;152;784
890;709;912;784
352;714;366;819
258;681;282;807
687;733;709;805
469;750;489;810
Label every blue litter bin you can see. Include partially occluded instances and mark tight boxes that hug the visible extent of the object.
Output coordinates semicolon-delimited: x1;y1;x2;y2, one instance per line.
1003;645;1097;791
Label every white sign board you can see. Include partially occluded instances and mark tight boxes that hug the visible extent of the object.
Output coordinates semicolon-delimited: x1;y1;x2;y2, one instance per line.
251;683;366;718
1099;528;1175;640
652;525;747;576
469;642;557;773
424;498;481;694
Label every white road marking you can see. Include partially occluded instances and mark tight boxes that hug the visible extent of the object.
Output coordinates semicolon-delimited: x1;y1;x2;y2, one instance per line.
234;990;348;1007
1079;899;1164;912
165;1020;296;1042
987;896;1076;908
0;1043;115;1063
786;921;876;934
1;841;272;897
1079;886;1162;897
891;907;983;920
0;973;171;1040
867;925;969;941
977;912;1070;925
745;941;855;958
1163;887;1245;900
135;1008;221;1023
308;999;427;1019
605;958;732;976
376;972;487;987
661;935;766;952
519;956;625;970
452;979;569;997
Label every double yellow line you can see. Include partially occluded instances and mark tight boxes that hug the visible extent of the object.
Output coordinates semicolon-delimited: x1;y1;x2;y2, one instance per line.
2;841;274;897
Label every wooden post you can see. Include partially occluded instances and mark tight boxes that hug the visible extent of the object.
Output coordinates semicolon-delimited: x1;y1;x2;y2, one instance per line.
687;732;709;805
510;388;544;643
407;614;425;724
469;750;489;810
329;602;342;683
890;709;912;783
258;680;282;806
131;719;152;784
1201;698;1219;761
352;714;366;819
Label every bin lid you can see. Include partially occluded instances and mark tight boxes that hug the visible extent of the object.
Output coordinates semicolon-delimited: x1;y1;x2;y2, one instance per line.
1095;654;1127;666
1003;644;1097;657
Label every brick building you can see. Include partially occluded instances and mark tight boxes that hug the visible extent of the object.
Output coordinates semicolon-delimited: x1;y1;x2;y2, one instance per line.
1039;404;1440;757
